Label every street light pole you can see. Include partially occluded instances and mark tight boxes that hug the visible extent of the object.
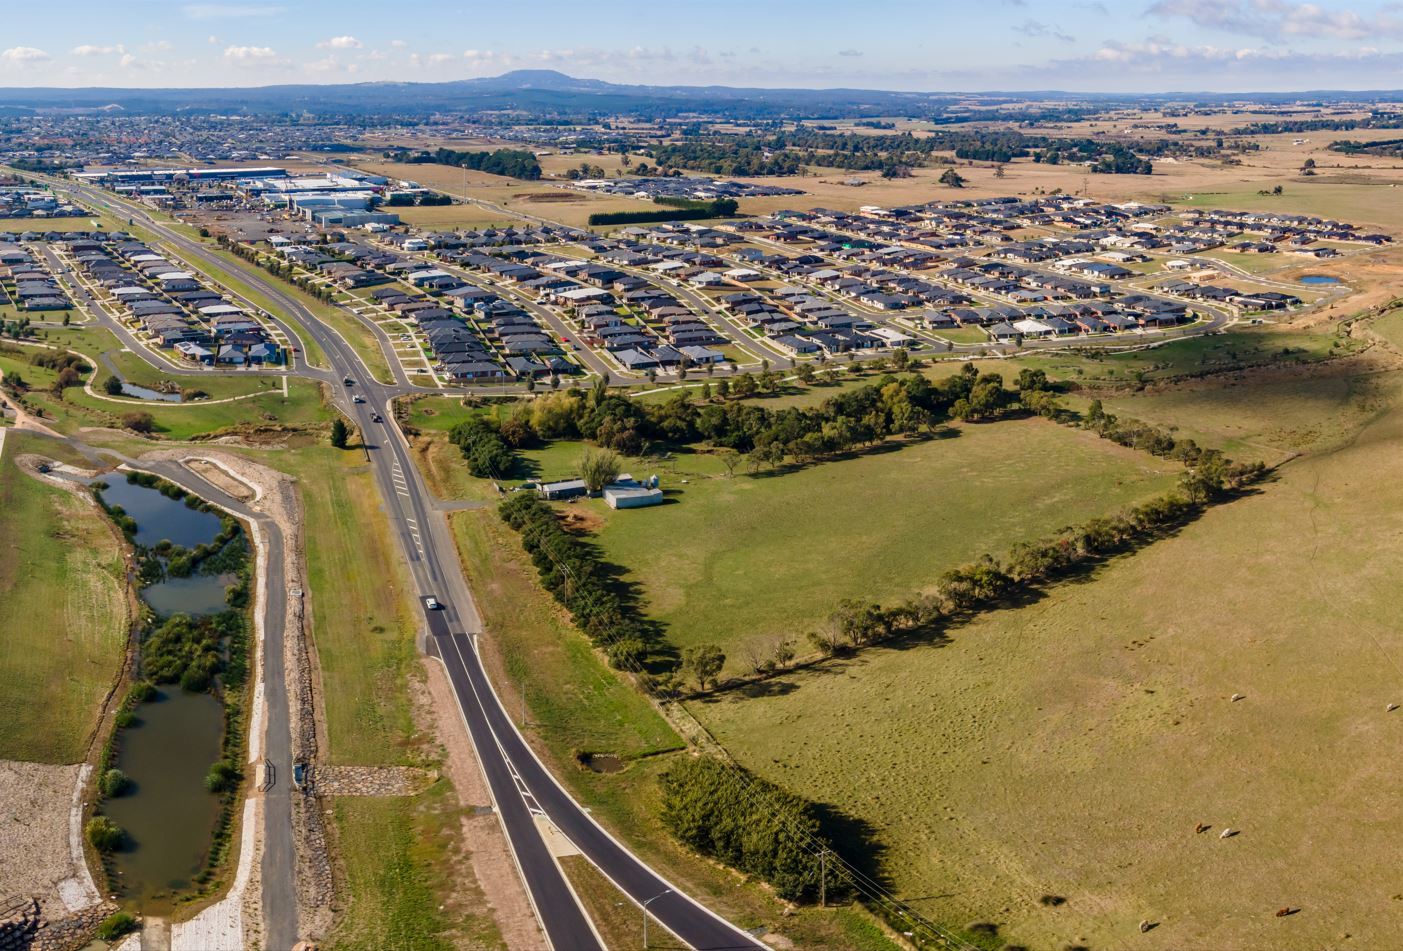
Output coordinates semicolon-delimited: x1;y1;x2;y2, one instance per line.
642;888;672;949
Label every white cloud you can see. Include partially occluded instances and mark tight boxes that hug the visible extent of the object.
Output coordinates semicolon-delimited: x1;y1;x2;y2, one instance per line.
317;35;362;50
1016;36;1403;88
118;53;168;71
409;51;457;68
1;47;50;65
389;39;408;49
72;44;126;57
223;45;289;68
142;40;175;54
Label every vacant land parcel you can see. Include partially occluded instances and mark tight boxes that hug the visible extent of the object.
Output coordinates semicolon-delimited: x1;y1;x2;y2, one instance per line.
691;365;1403;951
587;417;1180;672
0;431;129;762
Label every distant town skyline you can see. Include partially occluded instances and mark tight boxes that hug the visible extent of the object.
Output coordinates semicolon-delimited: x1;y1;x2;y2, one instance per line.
2;0;1403;92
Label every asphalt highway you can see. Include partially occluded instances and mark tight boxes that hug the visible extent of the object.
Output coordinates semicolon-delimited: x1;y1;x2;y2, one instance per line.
55;181;765;950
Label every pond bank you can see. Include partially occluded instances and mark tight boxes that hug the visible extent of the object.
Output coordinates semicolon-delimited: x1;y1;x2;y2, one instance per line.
89;471;253;917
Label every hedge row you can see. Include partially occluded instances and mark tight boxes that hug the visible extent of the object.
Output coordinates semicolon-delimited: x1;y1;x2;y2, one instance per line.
587;199;736;226
498;492;665;668
659;755;844;904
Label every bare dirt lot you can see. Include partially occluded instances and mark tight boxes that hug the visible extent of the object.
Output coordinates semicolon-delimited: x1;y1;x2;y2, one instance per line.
0;761;99;916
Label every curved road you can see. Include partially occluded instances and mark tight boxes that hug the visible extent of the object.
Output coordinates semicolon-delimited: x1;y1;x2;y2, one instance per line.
51;179;765;951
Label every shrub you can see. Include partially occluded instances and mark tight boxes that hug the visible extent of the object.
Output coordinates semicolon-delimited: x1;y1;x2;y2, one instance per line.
121;412;155;434
578;446;622;493
99;768;130;798
659;756;841;903
205;759;241;794
85;815;124;852
96;911;137;941
450;416;516;478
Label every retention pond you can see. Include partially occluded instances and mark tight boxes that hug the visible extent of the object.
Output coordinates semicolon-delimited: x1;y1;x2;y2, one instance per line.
93;473;249;912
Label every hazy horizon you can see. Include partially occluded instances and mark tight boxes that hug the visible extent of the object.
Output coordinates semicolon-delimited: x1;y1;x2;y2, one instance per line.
4;0;1403;94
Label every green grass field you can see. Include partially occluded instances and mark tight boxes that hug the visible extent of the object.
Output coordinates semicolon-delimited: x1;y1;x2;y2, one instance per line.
447;505;903;951
18;377;332;441
1015;326;1353;388
96;348;279;401
577;419;1180;673
1089;371;1403;463
0;216;105;233
1197;249;1298;276
688;360;1403;950
1172;183;1403;233
0;430;128;763
327;782;501;951
1;339;331;440
263;446;423;767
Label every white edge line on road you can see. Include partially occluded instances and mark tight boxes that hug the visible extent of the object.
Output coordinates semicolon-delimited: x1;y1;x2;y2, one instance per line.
461;636;762;950
425;644;555;951
447;633;608;951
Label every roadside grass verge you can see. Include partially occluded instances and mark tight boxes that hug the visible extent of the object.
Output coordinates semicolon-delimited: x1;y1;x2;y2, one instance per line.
327;781;500;951
314;299;398;386
447;506;902;951
0;430;128;762
266;446;422;766
559;855;682;950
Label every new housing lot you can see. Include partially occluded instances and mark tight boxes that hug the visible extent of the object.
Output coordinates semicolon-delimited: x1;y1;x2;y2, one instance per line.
52;235;288;367
242;190;1375;387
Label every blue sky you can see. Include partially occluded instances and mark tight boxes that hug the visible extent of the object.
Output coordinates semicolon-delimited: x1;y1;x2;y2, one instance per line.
2;0;1403;91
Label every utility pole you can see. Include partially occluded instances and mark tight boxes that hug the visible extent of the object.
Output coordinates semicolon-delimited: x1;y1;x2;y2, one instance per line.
819;848;831;908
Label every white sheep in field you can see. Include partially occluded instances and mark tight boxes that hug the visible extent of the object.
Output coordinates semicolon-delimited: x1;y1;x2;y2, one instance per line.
1220;828;1239;839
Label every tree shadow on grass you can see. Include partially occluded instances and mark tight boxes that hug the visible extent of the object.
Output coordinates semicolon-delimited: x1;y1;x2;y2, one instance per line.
810;801;893;897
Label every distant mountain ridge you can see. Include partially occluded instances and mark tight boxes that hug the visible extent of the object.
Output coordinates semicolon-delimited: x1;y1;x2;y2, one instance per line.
0;70;1399;117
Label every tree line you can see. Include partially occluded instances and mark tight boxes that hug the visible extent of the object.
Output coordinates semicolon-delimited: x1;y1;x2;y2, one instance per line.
1329;138;1403;159
586;199;737;226
659;756;848;903
460;365;1037;477
641;129;1162;176
390;147;542;180
498;492;667;670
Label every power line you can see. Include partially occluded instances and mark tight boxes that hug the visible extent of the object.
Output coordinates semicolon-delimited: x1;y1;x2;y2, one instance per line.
487;476;977;951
